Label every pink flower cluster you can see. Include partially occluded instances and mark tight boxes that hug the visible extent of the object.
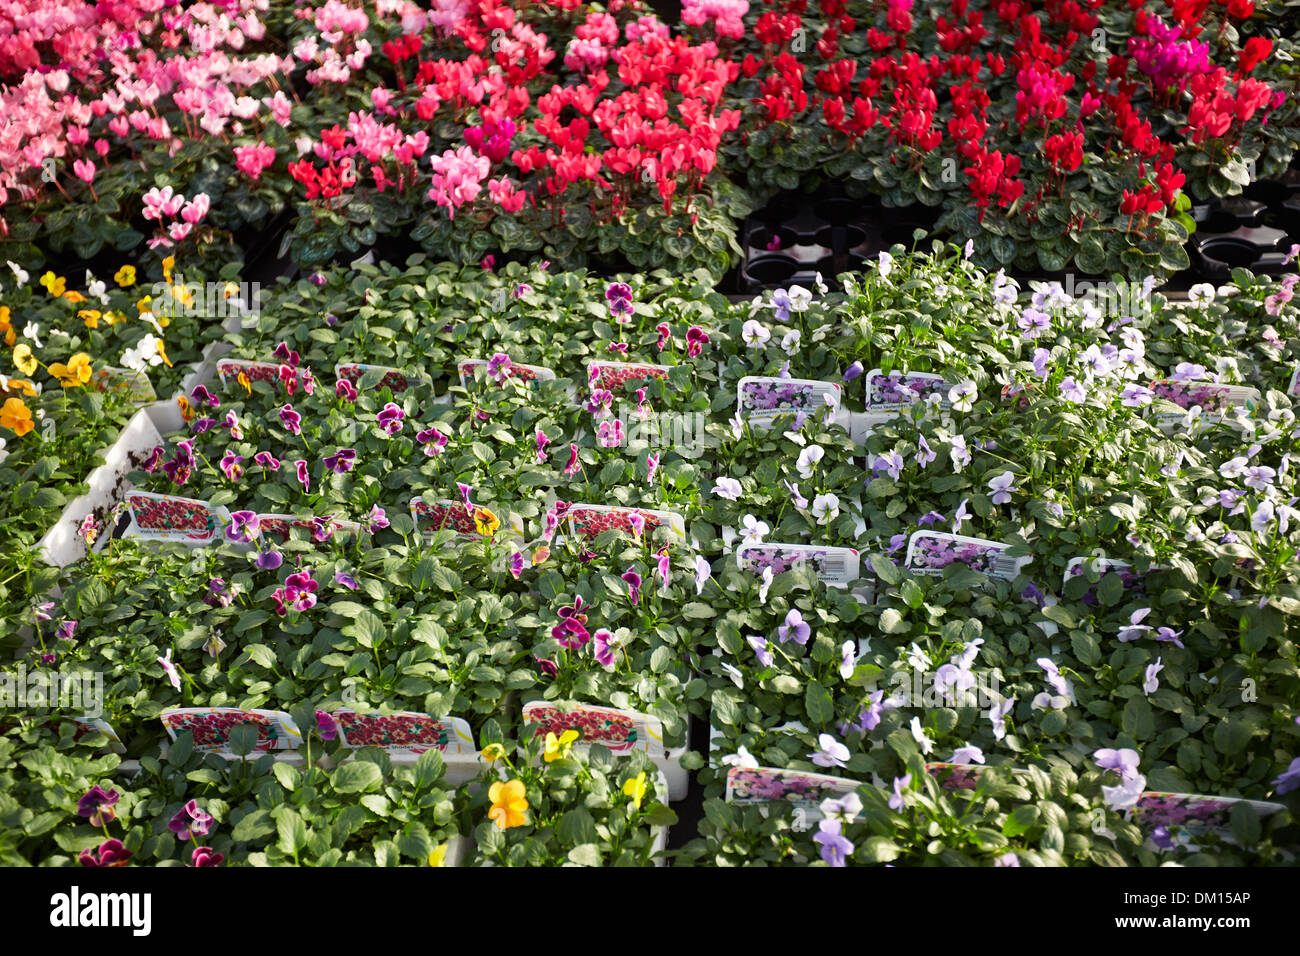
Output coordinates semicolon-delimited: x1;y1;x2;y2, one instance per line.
682;0;750;41
427;145;490;217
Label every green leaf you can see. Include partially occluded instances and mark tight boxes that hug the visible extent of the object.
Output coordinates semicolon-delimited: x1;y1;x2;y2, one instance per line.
331;761;384;793
567;843;603;866
805;679;834;725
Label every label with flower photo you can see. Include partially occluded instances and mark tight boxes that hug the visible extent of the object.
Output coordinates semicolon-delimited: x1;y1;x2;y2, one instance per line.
587;361;675;393
522;701;665;758
335;363;432;394
254;513;362;545
216;358;306;393
863;369;951;412
564;504;687;544
735;542;862;589
1133;792;1285;845
409;496;522;541
737;376;842;427
123;491;229;546
724;766;861;816
160;707;302;754
333;710;475;757
904;531;1029;582
457;358;556;389
92;366;155;402
925;762;1032;791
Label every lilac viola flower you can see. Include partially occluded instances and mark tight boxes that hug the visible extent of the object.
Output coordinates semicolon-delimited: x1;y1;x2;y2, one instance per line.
777;608;810;645
951;745;985;765
191;384;220;408
747;634;774;667
810;733;850;769
1118;608;1153;642
843;361;864;382
1154;626;1185;649
1272;756;1300;795
376;402;404;435
1094;747;1142;783
952;498;972;535
367;504;389;532
56;620;78;641
510;551;524;579
889;774;911;811
784;480;808;509
694;555;711;595
814;820;854;867
191;417;217;435
334;570;359;591
487;352;512;382
254;549;283;570
1143;658;1163;695
987;471;1016;505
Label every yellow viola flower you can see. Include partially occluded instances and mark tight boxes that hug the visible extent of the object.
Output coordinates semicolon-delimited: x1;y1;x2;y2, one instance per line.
427;844;448;867
136;295;152;314
12;344;37;376
0;306;14;347
487;779;529;830
0;397;34;436
223;281;240;299
162;255;175;282
102;310;125;326
78;309;101;329
49;353;93;388
474;507;501;536
156;340;172;367
0;377;36;397
622;771;648;811
63;290;86;304
114;265;136;288
177;394;196;423
543;729;579;763
170;282;192;306
480;742;506;764
237;371;251;396
39;271;66;297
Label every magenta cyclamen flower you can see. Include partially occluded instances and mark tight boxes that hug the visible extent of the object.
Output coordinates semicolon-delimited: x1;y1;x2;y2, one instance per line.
168;800;214;841
376;402;404;434
322;448;357;474
295;459;310;493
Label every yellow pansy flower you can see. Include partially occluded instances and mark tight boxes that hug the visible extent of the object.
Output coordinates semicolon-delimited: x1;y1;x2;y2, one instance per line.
474;507;501;536
487;779;529;830
39;271;66;297
427;844;448;867
49;353;93;388
0;306;14;347
102;310;125;326
0;397;34;436
136;295;152;314
156;340;172;367
162;255;175;282
480;742;506;764
63;290;86;304
622;771;648;810
0;377;36;397
79;309;101;329
237;371;251;396
12;344;37;376
543;729;579;763
114;265;136;287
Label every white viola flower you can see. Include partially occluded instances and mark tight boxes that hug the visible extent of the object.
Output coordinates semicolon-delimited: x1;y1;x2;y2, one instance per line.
1079;300;1103;329
720;660;744;690
712;476;742;501
0;436;7;466
949;434;972;472
796;444;824;479
1251;499;1275;533
811;493;840;522
948;380;977;412
988;698;1014;740
987;471;1015;505
7;260;29;286
1101;774;1146;812
1059;377;1086;403
740;514;769;545
748;295;766;317
1219;456;1249;480
1187;283;1215;304
758;565;774;603
1032;692;1070;710
1119;326;1145;354
1119;384;1153;407
729;412;744;440
741;319;771;348
86;272;108;305
23;322;43;348
1243;465;1276;492
814;272;828;295
787;285;812;312
721;745;759;769
780;329;802;354
877;251;894;279
906;642;929;672
1143;658;1163;696
839;640;857;680
909;717;935;755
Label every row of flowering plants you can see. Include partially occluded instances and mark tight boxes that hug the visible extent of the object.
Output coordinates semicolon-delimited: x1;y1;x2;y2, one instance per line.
704;0;1299;276
6;244;1300;864
4;0;1296;285
0;0;751;280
